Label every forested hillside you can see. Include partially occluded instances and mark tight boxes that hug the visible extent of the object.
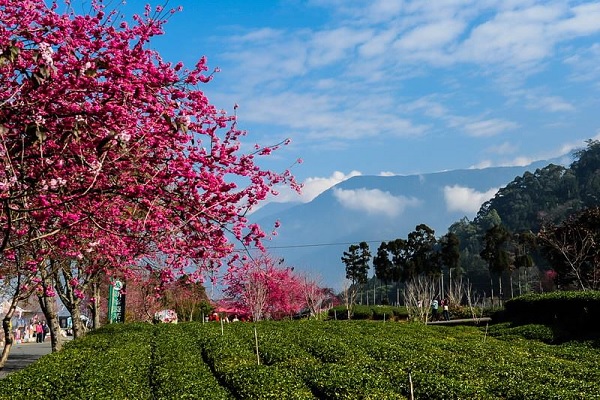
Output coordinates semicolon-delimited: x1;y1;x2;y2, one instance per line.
475;140;600;233
449;139;600;294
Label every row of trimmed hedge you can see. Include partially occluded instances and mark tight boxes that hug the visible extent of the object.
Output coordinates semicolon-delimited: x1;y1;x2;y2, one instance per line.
1;320;599;398
0;323;155;398
495;290;600;340
327;304;408;320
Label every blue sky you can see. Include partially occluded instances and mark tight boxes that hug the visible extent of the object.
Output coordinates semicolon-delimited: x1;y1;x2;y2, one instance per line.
128;1;600;208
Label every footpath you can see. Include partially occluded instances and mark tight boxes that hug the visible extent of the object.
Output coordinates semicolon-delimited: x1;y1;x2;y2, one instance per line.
0;341;52;379
426;317;492;326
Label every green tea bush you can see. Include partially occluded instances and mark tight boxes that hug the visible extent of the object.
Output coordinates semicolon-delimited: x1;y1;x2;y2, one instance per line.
221;364;315;399
487;323;555;343
0;323;155;399
152;324;232;399
351;304;373;319
371;305;398;320
1;320;599;398
301;362;402;399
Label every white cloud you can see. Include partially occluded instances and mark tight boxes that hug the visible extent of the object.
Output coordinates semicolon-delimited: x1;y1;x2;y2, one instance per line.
463;119;519;137
456;5;563;66
403;96;449;118
556;3;600;36
365;0;404;22
270;171;362;204
395;20;465;51
359;29;398;58
236;91;427;141
444;185;498;214
565;43;600;83
333;188;420;217
511;89;576;112
233;28;283;43
302;171;362;201
535;96;575;112
309;27;373;67
470;160;493;169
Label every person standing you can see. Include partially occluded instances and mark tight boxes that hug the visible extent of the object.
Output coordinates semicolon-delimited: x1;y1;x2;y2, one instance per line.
431;299;439;321
41;321;49;342
35;321;43;343
442;299;450;321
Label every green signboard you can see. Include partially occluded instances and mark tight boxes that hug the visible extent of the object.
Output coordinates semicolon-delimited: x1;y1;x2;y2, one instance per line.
107;280;126;323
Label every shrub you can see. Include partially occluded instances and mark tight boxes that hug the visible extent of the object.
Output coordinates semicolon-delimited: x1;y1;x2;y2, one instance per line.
328;305;351;320
351;305;373;320
503;291;600;339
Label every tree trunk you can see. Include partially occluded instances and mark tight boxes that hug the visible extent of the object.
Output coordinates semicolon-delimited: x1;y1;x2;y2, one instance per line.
498;275;503;304
70;301;86;339
509;273;514;298
91;282;100;330
38;294;63;352
0;311;16;369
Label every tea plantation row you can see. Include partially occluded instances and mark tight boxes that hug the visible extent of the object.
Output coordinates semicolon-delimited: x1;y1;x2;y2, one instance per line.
0;320;598;399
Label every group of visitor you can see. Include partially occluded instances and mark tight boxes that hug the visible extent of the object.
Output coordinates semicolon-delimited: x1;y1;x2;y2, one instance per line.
13;319;49;344
208;312;245;322
430;298;450;321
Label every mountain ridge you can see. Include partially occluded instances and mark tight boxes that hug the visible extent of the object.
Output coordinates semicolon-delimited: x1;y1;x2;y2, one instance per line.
251;160;560;287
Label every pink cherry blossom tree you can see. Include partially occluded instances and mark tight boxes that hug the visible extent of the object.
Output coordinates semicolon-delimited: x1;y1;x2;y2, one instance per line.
301;275;334;319
222;253;306;321
0;0;299;357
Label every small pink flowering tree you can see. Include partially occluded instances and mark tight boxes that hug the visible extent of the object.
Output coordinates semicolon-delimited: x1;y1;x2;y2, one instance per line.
222;253;306;321
0;0;299;355
301;275;332;319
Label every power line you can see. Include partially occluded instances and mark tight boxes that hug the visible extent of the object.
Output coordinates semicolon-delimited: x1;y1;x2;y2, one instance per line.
235;239;391;251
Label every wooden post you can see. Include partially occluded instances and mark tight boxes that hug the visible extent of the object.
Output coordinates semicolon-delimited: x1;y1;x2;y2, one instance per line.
408;369;414;400
254;326;260;365
484;322;489;343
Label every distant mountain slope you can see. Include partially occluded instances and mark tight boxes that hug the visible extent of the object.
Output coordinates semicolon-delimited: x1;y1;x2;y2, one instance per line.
252;161;554;287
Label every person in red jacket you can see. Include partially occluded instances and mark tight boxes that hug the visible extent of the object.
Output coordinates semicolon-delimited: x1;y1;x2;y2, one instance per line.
35;321;44;343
